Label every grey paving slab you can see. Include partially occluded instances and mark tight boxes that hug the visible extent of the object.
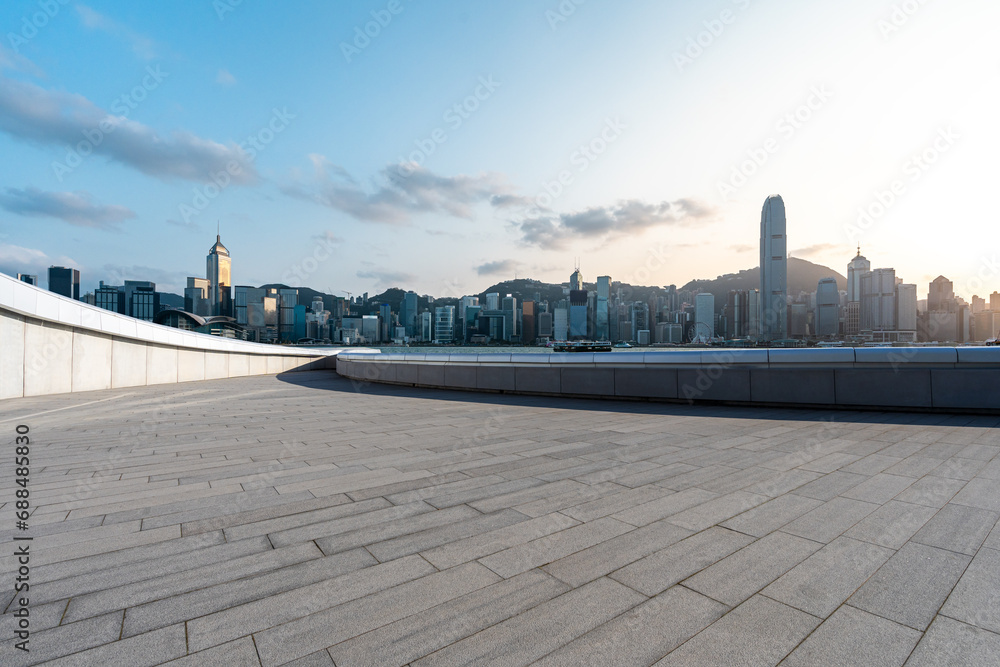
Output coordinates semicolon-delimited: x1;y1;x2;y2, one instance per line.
4;373;1000;666
0;612;123;667
684;531;822;606
762;536;894;618
911;503;999;555
186;553;435;652
721;494;824;537
253;561;501;665
894;475;968;508
366;508;528;562
479;516;634;578
939;546;1000;635
905;615;1000;666
611;487;718;527
779;605;922;667
542;518;692;587
159;637;262;666
560;484;675;522
42;623;187;667
122;547;376;638
781;496;881;543
420;511;580;570
666;490;770;532
533;585;726;667
611;527;754;596
849;541;972;631
314;503;482;556
411;577;646;667
844;500;939;550
951;477;1000;512
841;473;917;504
653;594;821;667
791;470;869;501
327;569;569;667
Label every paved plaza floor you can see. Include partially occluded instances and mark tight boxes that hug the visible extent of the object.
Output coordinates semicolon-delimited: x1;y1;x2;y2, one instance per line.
2;370;1000;666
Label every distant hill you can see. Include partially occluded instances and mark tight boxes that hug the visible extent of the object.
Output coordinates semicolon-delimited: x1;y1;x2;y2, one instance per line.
158;292;184;309
681;257;846;311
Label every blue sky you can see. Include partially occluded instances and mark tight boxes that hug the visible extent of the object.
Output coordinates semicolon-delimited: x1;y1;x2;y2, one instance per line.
1;0;997;300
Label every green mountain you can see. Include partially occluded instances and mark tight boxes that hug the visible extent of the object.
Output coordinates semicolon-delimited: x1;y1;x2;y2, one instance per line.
681;257;847;310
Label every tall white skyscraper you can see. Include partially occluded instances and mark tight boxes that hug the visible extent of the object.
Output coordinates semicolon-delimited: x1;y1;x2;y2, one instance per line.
759;195;787;341
847;247;870;303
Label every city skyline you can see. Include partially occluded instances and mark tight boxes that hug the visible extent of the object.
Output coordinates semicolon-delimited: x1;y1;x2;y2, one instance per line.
2;0;997;299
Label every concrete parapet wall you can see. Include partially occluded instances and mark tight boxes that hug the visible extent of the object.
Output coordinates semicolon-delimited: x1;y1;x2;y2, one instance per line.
336;347;1000;414
0;273;351;400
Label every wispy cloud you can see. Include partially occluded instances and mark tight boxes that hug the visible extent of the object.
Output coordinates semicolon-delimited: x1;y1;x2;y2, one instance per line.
729;243;755;253
791;243;841;258
356;268;417;288
476;259;520;276
216;69;237;86
100;263;188;293
515;198;716;249
0;44;45;77
0;243;78;279
282;157;513;224
76;5;157;59
0;187;135;229
0;75;257;184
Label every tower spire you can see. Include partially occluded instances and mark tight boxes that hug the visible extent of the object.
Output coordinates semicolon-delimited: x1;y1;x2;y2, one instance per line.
217;219;220;242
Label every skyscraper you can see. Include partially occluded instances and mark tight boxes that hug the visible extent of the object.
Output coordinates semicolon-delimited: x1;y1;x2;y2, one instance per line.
694;293;715;341
816;278;840;337
759;195;787;341
569;267;583;291
596;276;610;341
847;247;870;303
207;234;232;317
48;266;80;300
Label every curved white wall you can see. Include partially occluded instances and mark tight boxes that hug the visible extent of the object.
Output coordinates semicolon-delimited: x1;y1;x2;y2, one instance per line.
0;273;364;399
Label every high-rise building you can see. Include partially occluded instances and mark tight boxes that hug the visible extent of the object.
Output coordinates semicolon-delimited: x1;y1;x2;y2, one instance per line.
420;311;433;341
522;300;536;344
94;281;124;314
207;234;232;317
123;280;158;320
847;248;870;303
502;295;518;341
630;301;650;343
484;292;500;311
759;195;787;341
379;303;392;343
815;278;840;337
928;276;955;312
694;293;715;341
553;306;568;341
596;276;610;341
400;291;418;337
17;274;38;285
896;283;917;333
990;291;1000;312
185;278;211;316
860;268;897;331
537;311;553;339
433;306;455;343
48;266;80;300
569;290;587;339
569;267;583;291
